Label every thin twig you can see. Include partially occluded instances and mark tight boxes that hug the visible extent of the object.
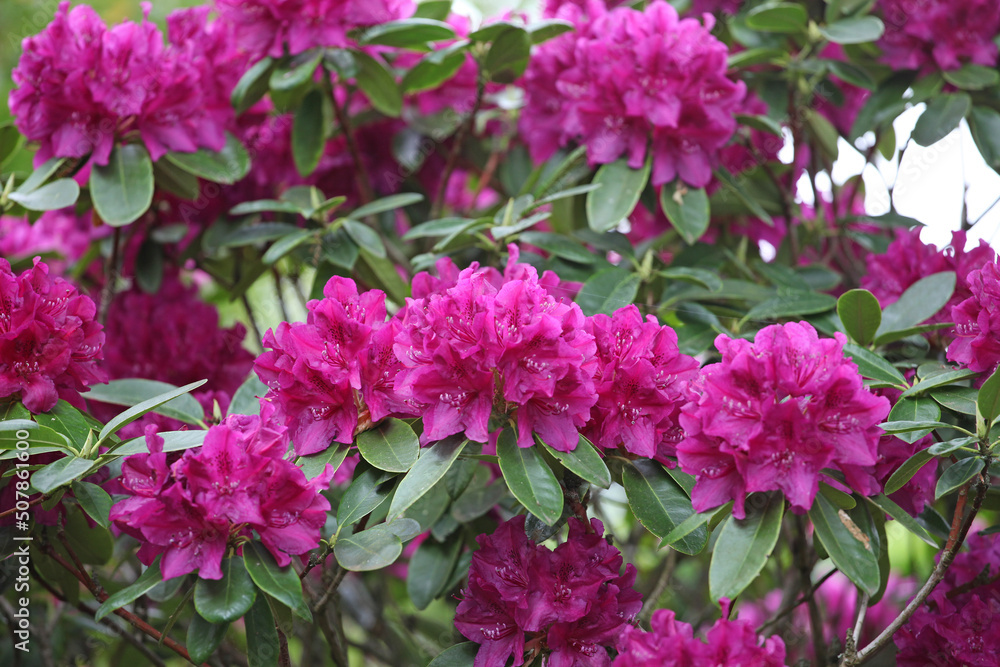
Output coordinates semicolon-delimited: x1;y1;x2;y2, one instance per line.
638;550;678;625
756;568;838;635
331;91;375;204
431;75;485;218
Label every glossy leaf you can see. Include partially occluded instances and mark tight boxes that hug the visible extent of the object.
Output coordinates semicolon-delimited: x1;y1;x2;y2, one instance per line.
818;16;884;44
659;181;710;244
809;492;880;595
337;464;395;528
843;343;907;387
935;457;985;500
575;267;641;317
407;535;462;610
164;133;251;184
31;456;95;494
387;435;467;521
538;435;611;489
586;158;649;232
900;369;979;399
9;178;79;211
244;542;311;621
427;643;478;667
865;494;939;547
71;480;112;529
497;429;563;526
746;3;808;32
622;460;707;555
292;89;328;177
91;144;154;227
912;94;971;147
194;557;256;623
98;379;208;441
245;594;280;667
85;379;205;425
356;18;456;48
187;613;229;665
977;366;1000;426
887;397;941;443
231;57;274;114
95;559;163;621
837;289;881;346
356;418;420;473
709;495;783;601
297;445;350;481
352;51;402;117
875;271;955;341
335;523;404;571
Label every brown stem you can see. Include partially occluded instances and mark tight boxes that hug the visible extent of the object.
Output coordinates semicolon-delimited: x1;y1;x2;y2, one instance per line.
756;568;838;635
313;566;349;614
431;74;485;219
331;91;375;204
842;474;990;666
0;494;44;519
277;627;291;667
794;514;826;666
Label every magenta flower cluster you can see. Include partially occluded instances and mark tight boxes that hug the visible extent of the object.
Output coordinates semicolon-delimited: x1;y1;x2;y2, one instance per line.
454;515;641;667
109;405;335;580
896;532;1000;666
677;322;889;519
214;0;414;58
94;277;255;438
878;0;1000;72
521;0;745;188
0;258;106;414
255;250;697;459
9;2;238;166
948;260;1000;376
613;602;786;667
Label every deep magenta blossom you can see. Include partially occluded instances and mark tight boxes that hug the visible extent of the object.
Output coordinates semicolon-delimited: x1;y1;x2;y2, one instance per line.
109;406;335;580
948;261;1000;375
521;0;745;188
677;322;889;518
455;516;641;667
214;0;414;58
255;277;395;456
9;2;235;166
613;601;786;667
93;276;254;438
896;532;1000;666
584;305;699;462
878;0;1000;72
0;258;106;413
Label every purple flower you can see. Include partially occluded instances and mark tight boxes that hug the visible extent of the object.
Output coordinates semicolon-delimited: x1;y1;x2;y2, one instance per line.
677;322;889;518
455;516;641;667
878;0;1000;72
0;258;106;413
584;305;699;462
948;261;1000;375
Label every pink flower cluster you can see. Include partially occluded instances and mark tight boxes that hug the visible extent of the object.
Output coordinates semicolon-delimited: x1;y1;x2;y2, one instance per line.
93;277;255;438
455;515;641;667
948;261;1000;375
256;249;696;459
896;532;1000;666
110;406;335;580
9;2;238;166
878;0;1000;72
613;602;786;667
214;0;414;59
677;322;889;519
0;258;106;413
521;0;745;188
584;305;699;463
0;210;97;267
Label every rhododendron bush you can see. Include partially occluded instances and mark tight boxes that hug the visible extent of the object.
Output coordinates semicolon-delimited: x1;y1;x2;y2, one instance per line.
2;0;1000;665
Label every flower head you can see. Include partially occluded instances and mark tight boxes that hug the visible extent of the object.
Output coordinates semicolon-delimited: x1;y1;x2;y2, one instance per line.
948;260;1000;375
878;0;1000;72
677;322;889;518
0;258;105;413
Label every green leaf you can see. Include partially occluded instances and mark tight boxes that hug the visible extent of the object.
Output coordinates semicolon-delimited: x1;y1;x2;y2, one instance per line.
528;19;575;44
97;380;206;442
231;57;274;115
71;480;112;529
8;178;79;211
413;1;452;21
518;232;595;264
0;124;23;168
586;158;649;232
804;108;841;160
931;386;979;415
875;271;955;341
263;229;314;265
809;492;880;595
935;457;985;500
297;446;350;481
402;50;467;93
95;559;162;621
351;192;424;219
622;460;707;555
659;181;710;244
744;290;837;322
110;430;207;457
709;494;784;601
746;3;808;33
85;379;205;425
427;643;478;667
928;437;976;456
63;505;113;565
187;613;229;665
661;509;716;548
977;366;1000;426
356;18;456;48
538;435;611;489
660;267;723;292
575;267;641;317
135;239;164;294
195;557;256;623
887;397;941;443
36;401;91;450
827;60;877;89
293;89;328;177
818;16;884;44
337;464;395;528
969;106;1000;171
879;420;952;434
245;593;280;667
17;157;66;194
358;247;410;305
243;542;311;621
269;50;323;92
942;65;1000;91
497;429;563;526
352;50;402;117
164;132;251;185
713;167;774;225
343;219;387;259
407;535;463;610
91;144;154;227
728;47;787;68
865;494;939;547
387;435;467;521
912;94;972;147
31;456;95;494
484;26;531;83
356;418;420;473
838;289;882;346
843;343;907;387
900;369;979;399
451;472;508;522
335;523;404;571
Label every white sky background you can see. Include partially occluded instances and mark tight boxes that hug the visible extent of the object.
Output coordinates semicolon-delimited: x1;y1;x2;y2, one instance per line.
454;0;1000;254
